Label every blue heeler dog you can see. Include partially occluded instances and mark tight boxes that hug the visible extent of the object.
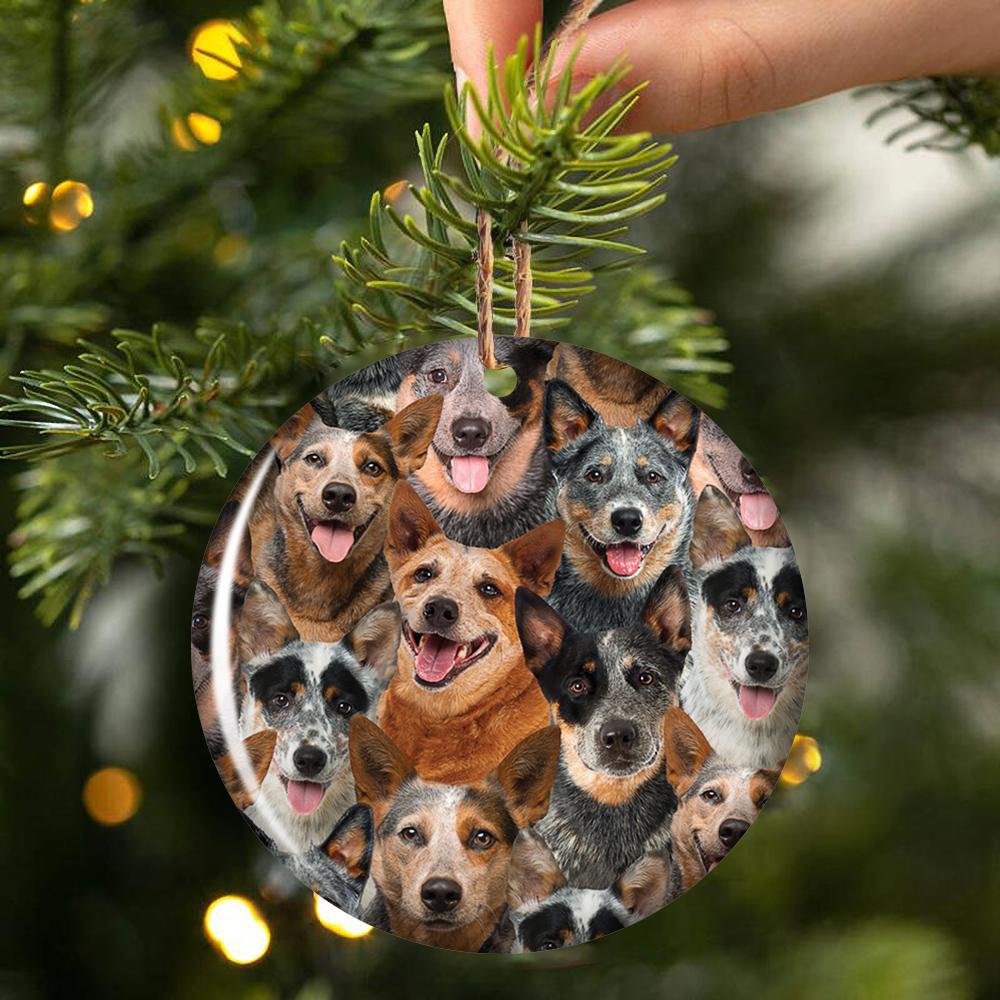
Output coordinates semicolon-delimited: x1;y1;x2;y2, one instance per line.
543;378;700;632
514;564;691;887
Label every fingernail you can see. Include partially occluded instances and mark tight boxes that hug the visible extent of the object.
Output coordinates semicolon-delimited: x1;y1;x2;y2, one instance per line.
454;64;482;142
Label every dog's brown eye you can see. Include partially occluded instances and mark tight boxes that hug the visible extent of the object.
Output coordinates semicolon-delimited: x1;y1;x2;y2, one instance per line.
585;467;605;483
414;566;434;583
399;826;420;843
335;701;353;717
304;452;323;467
192;613;208;630
539;940;561;951
637;670;656;686
566;676;591;697
269;693;291;711
788;606;805;622
362;460;383;476
723;599;742;614
429;368;448;384
470;829;496;849
701;788;721;803
478;581;500;599
645;470;662;484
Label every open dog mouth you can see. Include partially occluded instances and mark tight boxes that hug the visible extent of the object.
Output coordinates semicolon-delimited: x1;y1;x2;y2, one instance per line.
404;623;496;687
707;456;779;532
297;498;377;563
435;436;515;495
693;832;725;874
579;524;661;578
731;681;782;720
279;774;330;816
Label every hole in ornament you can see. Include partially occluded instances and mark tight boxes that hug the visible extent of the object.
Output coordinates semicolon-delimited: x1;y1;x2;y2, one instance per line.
484;364;517;398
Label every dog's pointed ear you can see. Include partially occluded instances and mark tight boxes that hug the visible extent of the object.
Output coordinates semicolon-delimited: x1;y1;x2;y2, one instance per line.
506;829;567;911
690;486;752;569
385;481;443;567
237;580;299;663
614;852;671;920
752;768;782;810
515;588;567;677
663;707;714;798
381;395;443;476
349;716;416;816
501;520;566;596
343;602;401;686
204;501;254;587
643;565;691;655
215;729;277;811
320;803;374;880
648;390;699;462
492;725;560;828
544;379;600;452
271;403;316;464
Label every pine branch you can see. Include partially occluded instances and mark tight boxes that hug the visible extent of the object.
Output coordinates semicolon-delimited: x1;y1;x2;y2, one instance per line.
863;76;1000;156
335;35;677;339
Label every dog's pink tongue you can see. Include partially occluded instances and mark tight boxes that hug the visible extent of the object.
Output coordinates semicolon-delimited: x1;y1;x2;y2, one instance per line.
738;685;777;720
739;492;778;532
451;456;490;494
414;633;462;683
311;523;354;562
286;780;325;815
605;543;644;577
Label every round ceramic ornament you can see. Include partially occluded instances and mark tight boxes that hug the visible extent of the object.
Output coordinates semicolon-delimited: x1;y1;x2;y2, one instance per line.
192;335;808;953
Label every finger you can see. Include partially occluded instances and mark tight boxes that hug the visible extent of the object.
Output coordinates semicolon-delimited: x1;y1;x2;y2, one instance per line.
550;0;1000;134
444;0;543;137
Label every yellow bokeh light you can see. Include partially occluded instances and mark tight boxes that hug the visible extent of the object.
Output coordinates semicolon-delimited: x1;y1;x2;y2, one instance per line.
383;179;409;202
82;767;142;826
313;894;372;939
779;734;822;787
49;180;94;232
187;112;222;145
22;181;50;207
204;896;271;964
213;233;250;267
189;20;248;81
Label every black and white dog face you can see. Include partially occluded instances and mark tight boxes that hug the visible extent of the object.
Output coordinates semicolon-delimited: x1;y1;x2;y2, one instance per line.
501;830;669;952
236;582;400;851
682;487;808;768
544;380;699;588
516;566;690;780
285;804;374;917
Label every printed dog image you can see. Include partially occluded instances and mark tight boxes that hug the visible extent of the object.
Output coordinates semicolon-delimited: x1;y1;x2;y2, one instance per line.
681;487;808;768
395;336;557;546
515;566;690;886
192;501;255;758
544;378;700;631
214;729;277;810
500;829;671;952
379;481;565;783
350;716;561;952
663;707;779;895
254;394;441;642
689;414;789;547
284;803;374;917
236;581;401;854
554;345;669;426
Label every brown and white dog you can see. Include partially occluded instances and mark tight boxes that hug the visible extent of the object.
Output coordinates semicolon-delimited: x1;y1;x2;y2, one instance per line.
253;395;441;642
663;707;779;896
350;716;561;952
378;481;565;783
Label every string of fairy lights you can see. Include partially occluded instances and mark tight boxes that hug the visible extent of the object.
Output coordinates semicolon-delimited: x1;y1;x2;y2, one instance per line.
30;11;824;967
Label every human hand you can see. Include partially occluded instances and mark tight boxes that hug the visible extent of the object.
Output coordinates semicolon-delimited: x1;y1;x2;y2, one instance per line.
444;0;1000;134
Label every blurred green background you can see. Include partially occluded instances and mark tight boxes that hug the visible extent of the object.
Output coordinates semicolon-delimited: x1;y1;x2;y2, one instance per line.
1;1;998;997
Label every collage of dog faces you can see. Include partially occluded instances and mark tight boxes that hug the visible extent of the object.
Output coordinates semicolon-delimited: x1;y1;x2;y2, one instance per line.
192;336;809;953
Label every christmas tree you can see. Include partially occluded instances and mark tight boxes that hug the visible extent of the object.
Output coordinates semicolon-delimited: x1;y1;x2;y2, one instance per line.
1;0;999;996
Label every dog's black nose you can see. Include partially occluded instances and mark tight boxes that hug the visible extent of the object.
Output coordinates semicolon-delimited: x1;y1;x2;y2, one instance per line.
322;481;356;514
719;818;750;849
599;717;637;751
739;456;764;489
421;877;462;913
422;597;459;630
451;416;491;450
292;744;327;777
745;651;779;683
611;507;643;538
